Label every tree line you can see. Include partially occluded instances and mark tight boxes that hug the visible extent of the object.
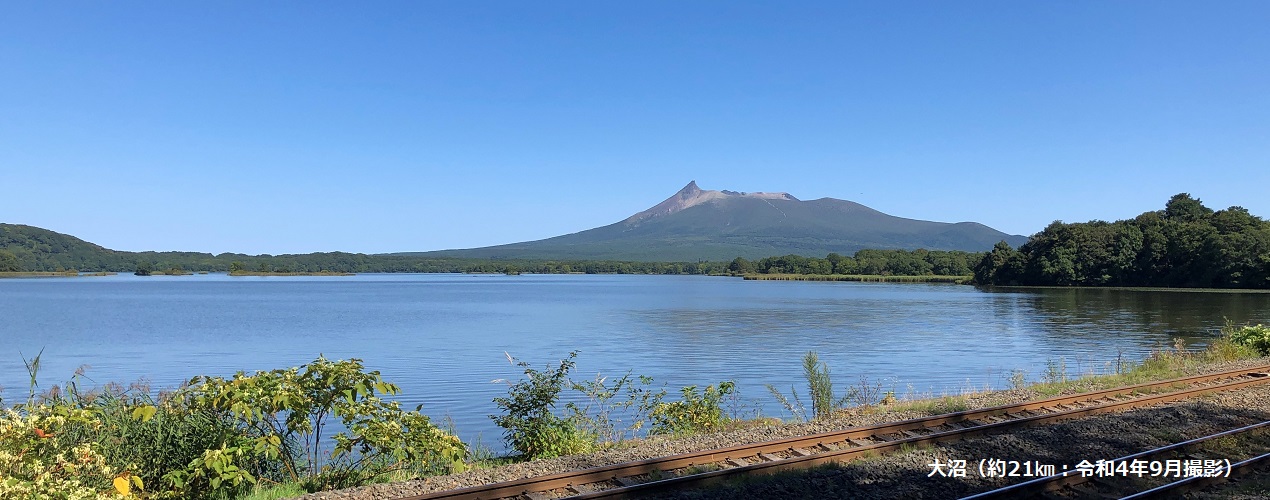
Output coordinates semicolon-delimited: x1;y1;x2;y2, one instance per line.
728;249;981;276
973;194;1270;288
1;221;983;278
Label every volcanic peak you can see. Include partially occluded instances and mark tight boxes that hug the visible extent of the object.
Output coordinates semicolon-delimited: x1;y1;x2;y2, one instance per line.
624;181;797;225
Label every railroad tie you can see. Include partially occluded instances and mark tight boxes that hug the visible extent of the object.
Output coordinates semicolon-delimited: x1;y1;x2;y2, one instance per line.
789;447;814;457
759;453;781;462
726;457;749;468
615;476;640;487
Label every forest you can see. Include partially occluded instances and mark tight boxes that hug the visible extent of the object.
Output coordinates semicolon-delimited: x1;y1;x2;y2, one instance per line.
0;223;976;278
973;194;1270;288
727;249;980;276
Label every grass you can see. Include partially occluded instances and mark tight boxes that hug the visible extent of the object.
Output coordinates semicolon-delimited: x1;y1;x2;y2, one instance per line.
742;273;970;283
878;395;972;415
1024;334;1259;398
790;321;1267;427
234;483;307;500
854;325;1263;424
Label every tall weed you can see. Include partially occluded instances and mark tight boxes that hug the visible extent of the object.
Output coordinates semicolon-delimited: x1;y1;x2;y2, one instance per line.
767;351;875;421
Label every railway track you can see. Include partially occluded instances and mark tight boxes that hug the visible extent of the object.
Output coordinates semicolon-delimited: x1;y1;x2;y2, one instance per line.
402;365;1270;500
963;419;1270;499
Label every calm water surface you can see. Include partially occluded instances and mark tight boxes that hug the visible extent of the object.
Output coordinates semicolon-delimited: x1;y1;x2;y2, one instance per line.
3;273;1269;446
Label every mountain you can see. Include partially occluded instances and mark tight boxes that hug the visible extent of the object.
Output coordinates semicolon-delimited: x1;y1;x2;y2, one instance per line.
418;181;1029;261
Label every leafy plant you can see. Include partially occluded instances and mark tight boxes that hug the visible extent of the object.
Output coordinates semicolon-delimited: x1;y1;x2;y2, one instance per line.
39;379;256;500
0;406;122;499
1229;323;1270;355
183;356;466;492
648;381;735;435
491;351;592;459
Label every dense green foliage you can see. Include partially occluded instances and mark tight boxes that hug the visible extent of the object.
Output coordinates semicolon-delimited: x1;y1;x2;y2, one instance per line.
184;357;466;492
646;382;734;436
2;357;466;498
63;388;251;499
0;249;21;272
734;249;980;276
1229;324;1270;355
974;194;1270;288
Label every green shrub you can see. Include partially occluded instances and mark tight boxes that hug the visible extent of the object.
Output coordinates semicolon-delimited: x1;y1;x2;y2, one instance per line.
1229;324;1270;355
0;406;124;499
46;383;256;500
649;382;734;435
181;356;466;493
491;351;593;459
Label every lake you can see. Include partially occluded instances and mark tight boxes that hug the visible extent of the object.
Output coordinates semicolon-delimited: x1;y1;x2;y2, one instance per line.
3;273;1269;448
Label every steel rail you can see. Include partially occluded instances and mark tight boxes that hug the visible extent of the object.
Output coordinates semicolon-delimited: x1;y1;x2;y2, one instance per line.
567;371;1270;499
400;365;1270;500
1121;451;1270;499
962;419;1270;499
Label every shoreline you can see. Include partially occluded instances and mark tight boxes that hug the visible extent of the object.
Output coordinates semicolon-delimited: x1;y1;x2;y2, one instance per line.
0;271;115;279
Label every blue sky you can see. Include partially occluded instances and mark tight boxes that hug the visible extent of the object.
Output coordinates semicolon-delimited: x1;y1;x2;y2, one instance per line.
2;1;1267;255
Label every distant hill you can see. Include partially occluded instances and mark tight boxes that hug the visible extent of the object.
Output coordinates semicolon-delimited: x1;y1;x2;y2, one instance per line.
0;223;228;272
414;181;1028;261
2;184;1026;270
0;223;129;271
0;223;718;274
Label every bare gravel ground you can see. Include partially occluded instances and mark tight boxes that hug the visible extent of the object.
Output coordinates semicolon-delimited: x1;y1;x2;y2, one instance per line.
294;358;1270;500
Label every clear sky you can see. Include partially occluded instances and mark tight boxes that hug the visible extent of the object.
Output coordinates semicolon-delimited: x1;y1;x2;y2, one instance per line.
3;1;1268;255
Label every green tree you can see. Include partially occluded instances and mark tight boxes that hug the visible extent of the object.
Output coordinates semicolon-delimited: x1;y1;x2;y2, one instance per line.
973;241;1024;285
0;249;21;272
1164;193;1213;222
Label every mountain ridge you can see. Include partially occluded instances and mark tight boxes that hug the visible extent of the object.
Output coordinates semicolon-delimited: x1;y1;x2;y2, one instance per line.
3;182;1028;266
416;181;1028;261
